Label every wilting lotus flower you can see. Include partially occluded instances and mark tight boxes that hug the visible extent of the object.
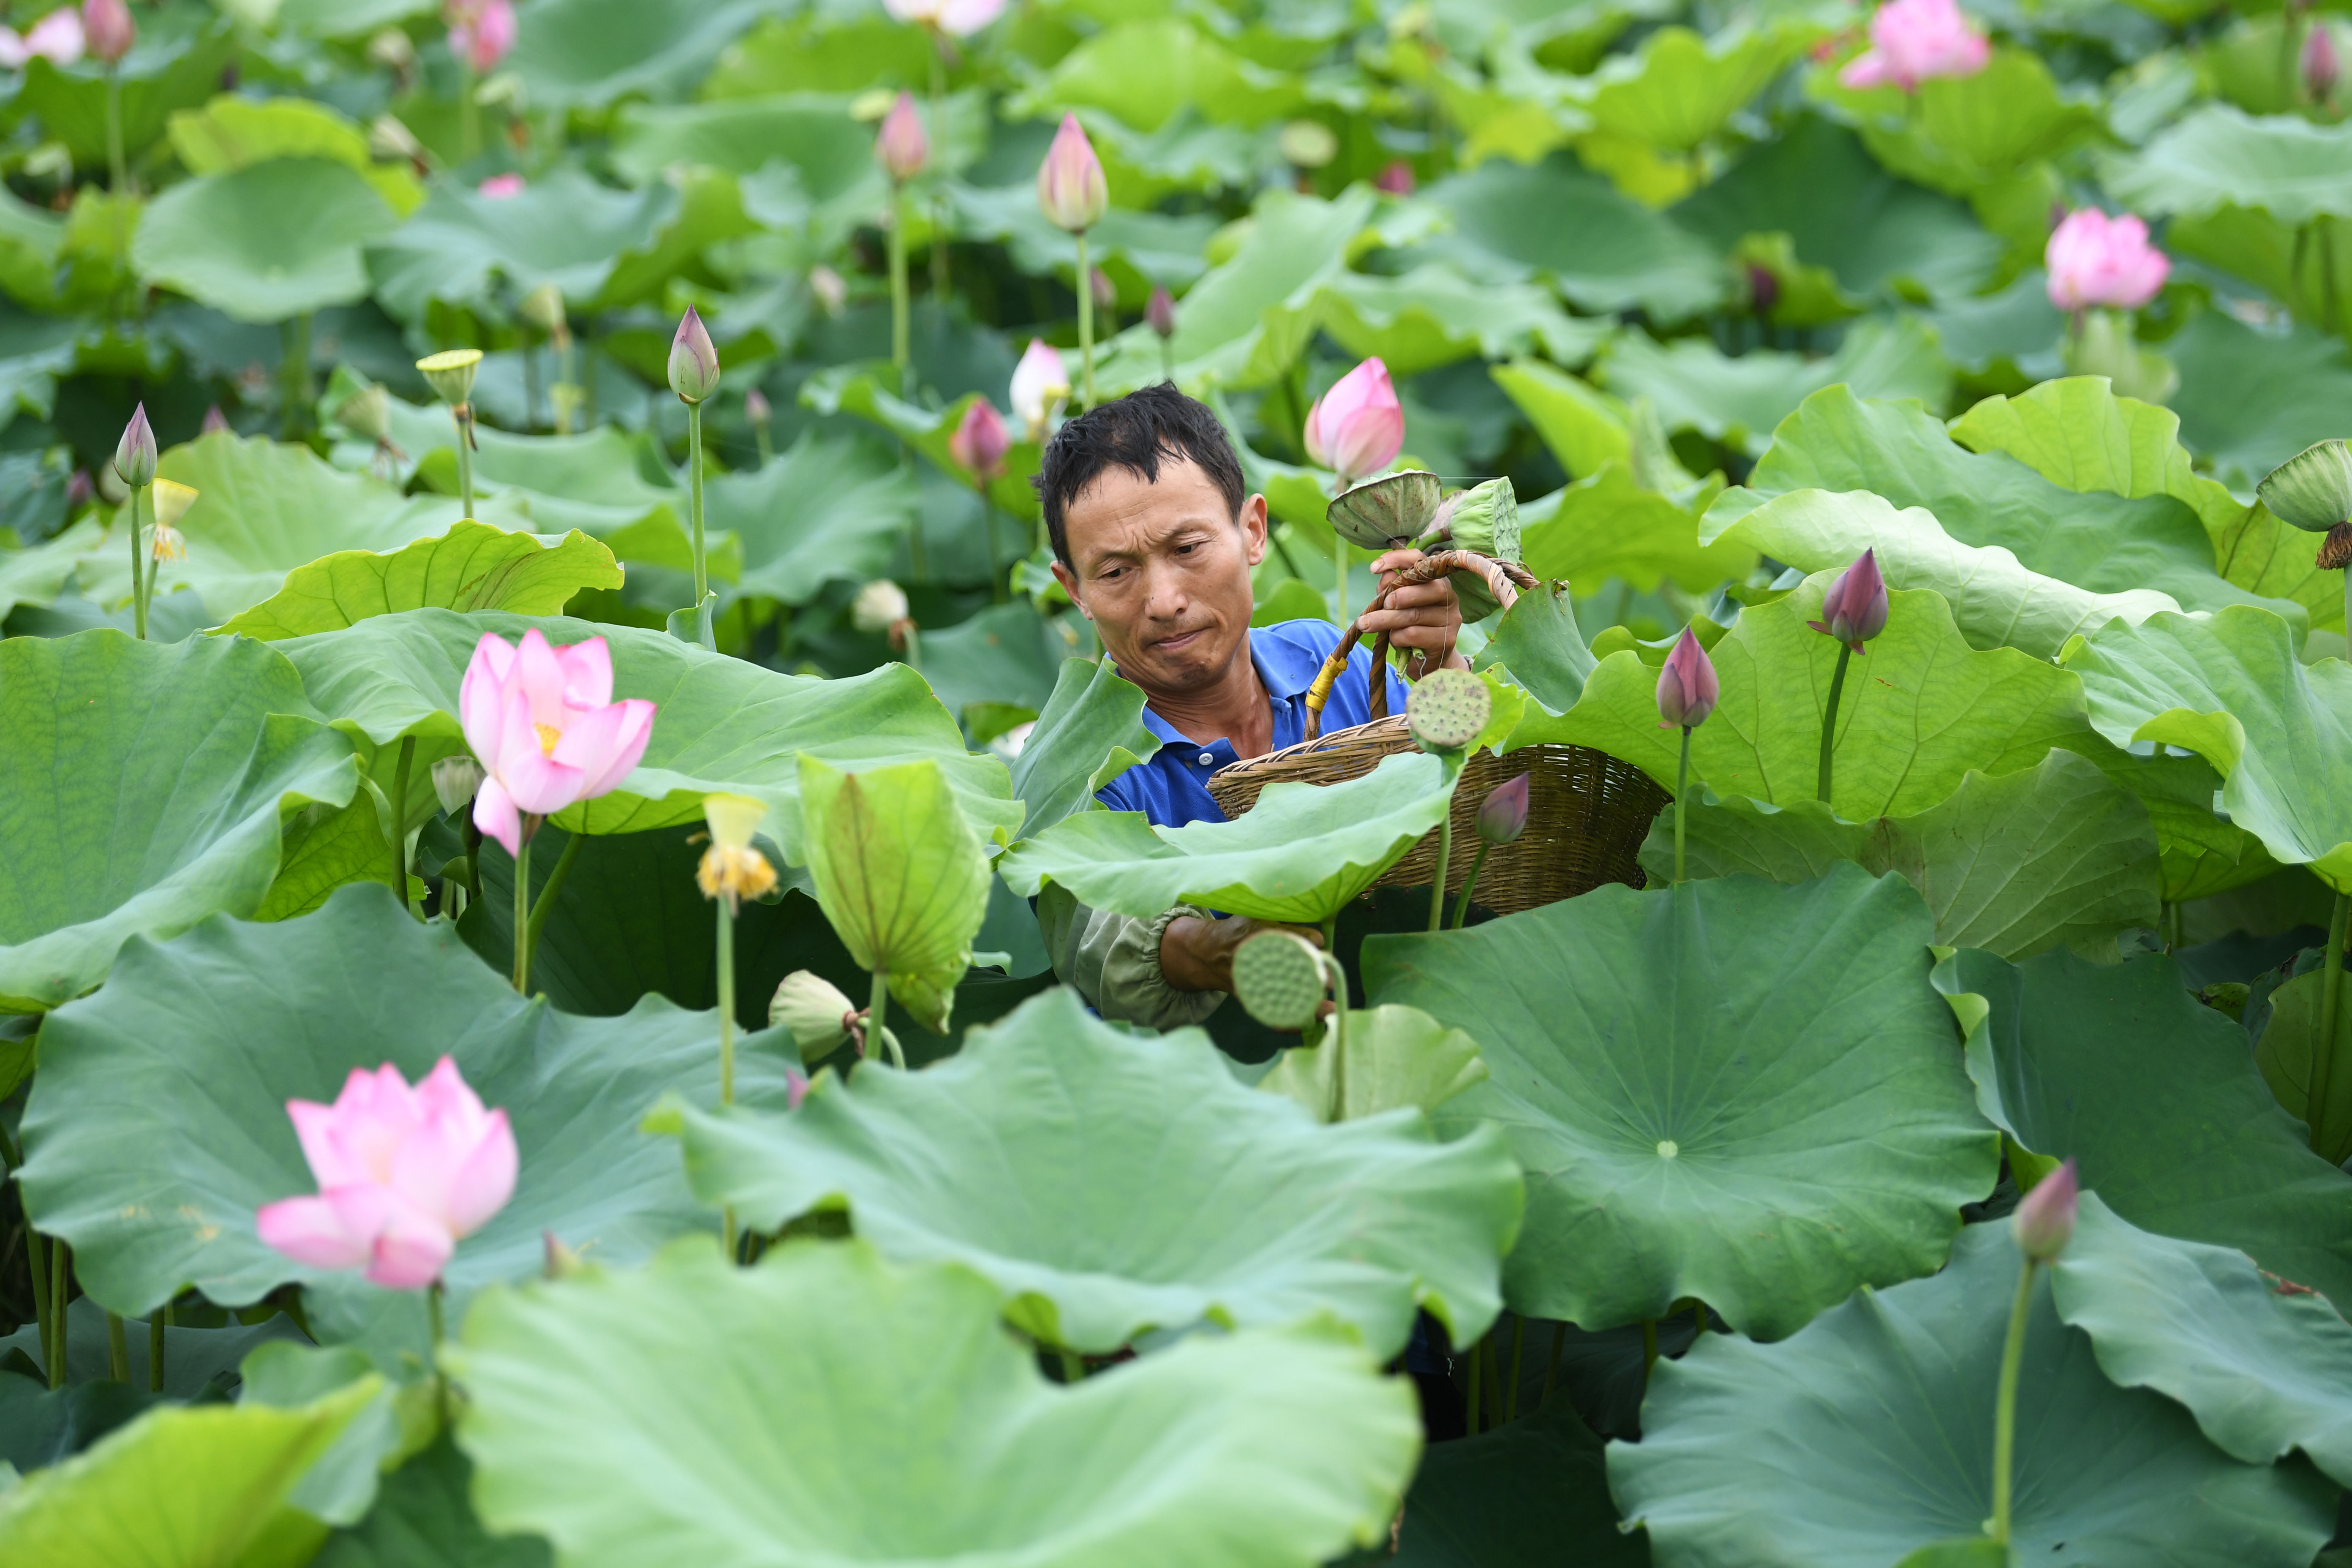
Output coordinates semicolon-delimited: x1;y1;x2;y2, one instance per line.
1146;284;1177;340
852;578;910;634
883;0;1004;37
1839;0;1988;90
114;404;155;489
2044;209;2170;313
458;629;656;857
150;479;196;562
875;91;928;182
667;306;720;405
696;792;777;914
1009;338;1070;442
2013;1158;2079;1263
476;172;525;199
1037;113;1108;233
1657;629;1720;730
448;0;515;74
2308;23;2340;102
1478;773;1531;845
81;0;131;65
949;398;1010;482
1808;549;1889;653
0;8;87;68
1305;358;1405;486
256;1058;518;1290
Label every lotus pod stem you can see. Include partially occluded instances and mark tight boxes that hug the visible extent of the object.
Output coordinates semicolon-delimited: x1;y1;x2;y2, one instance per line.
1303;553;1533;741
2315;892;2350;1157
1075;229;1094;409
127;485;147;641
520;830;585;996
50;1241;67;1389
512;830;533;992
107;1311;128;1382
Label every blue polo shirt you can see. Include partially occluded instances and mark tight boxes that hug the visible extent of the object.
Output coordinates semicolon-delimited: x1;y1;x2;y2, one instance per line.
1094;618;1410;826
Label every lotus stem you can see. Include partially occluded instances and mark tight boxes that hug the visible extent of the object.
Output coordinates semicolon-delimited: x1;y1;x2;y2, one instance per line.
1817;642;1854;806
1464;1336;1482;1434
1642;1316;1658;1388
2325;218;2342;340
280;314;313;440
103;66;125;192
389;737;416;918
1427;811;1453;932
1542;1319;1565;1410
889;181;911;370
106;1310;127;1382
26;1228;50;1385
427;1279;450;1427
2312;891;2350;1155
1059;1348;1084;1384
127;484;147;640
1451;842;1491;929
1674;727;1693;883
1075;229;1095;408
453;404;476;522
1991;1257;2036;1546
983;497;1004;603
868;969;895;1066
1334;533;1348;625
686;400;713;651
511;829;532;992
1504;1315;1525;1424
754;419;772;467
715;901;737;1106
459;62;480;161
148;1309;164;1393
520;829;585;996
1320;951;1350;1121
50;1241;67;1389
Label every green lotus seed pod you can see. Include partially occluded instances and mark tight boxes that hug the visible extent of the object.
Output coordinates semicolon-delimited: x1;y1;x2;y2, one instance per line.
416;348;482;406
1233;931;1327;1032
771;969;855;1062
1326;468;1443;550
2258;439;2352;533
1407;667;1492;752
1418;477;1520;621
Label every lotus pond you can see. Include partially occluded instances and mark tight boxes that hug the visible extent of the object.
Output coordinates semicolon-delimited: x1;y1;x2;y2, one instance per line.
1;0;2351;1563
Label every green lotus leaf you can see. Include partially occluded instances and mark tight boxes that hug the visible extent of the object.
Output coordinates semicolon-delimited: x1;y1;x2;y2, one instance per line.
2052;1193;2352;1487
1700;487;2179;658
1255;1003;1488;1124
1533;580;2100;820
1513;462;1750;598
237;1342;423;1529
167;93;422;217
1639;752;2162;959
312;1435;549;1568
2063;607;2352;892
274;610;1021;855
1577;22;1818;152
0;517;103;621
503;0;779;109
362;408;697;558
453;1238;1420;1568
0;306;83;428
0;1377;378;1567
1317;265;1609;379
13;14;236;170
0;631;359;1013
1819;50;2102;200
1475;578;1599;717
2251;960;2352;1164
1490;358;1632;481
1610;1223;2338;1568
1891;1543;2011;1568
2100;103;2352;224
1599;316;1951;458
674;987;1521;1357
1006;656;1156;838
702;12;935;97
132;159;398;324
946;180;1222;291
1427;155;1723;322
1936;945;2352;1307
915;604;1075;732
214;524;620;641
1018;17;1305;131
362;171;681;322
1364;866;2000;1339
795;374;1040;523
17;885;804;1333
2172;310;2352;490
997;751;1462;926
1949;376;2338;629
274;0;437;36
1358;1402;1647;1568
705;433;917;605
800;755;992;1034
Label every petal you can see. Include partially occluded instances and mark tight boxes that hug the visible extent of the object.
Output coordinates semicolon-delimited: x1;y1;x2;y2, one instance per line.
513;628;571;731
365;1211;455;1290
324;1181;399;1250
1839;51;1890;88
415;1056;489;1131
288;1098;360;1187
553;700;654;800
474;776;523;858
554;636;614;709
446;1110;519;1238
499;745;589;818
460;634;517;762
257;1196;371;1271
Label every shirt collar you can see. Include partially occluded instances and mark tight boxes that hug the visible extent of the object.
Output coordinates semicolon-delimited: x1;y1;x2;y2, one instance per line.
1125;629;1315;750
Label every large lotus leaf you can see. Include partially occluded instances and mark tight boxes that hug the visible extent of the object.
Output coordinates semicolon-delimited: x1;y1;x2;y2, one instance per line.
2100;103;2352;223
313;1435;550;1568
1365;1404;1647;1568
701;12;934;97
0;517;103;621
1421;155;1724;322
167;94;423;217
255;795;404;923
611;92;893;196
454;1239;1419;1568
1474;578;1601;717
2052;1193;2352;1487
1490;357;1632;480
504;0;779;109
1534;581;2100;821
0;306;83;426
1720;387;2293;620
367;409;691;551
1316;265;1608;379
704;431;917;604
1018;18;1304;132
13;15;236;170
1254;1004;1488;1125
275;610;1021;854
997;751;1461;926
0;1378;378;1567
1598;316;1951;458
1637;752;2162;959
1005;656;1155;838
795;374;1040;523
2254;960;2352;1165
1820;50;2102;200
1949;377;2337;629
17;885;804;1332
1576;23;1816;152
1364;866;1999;1339
1701;488;2178;658
362;172;681;321
214;524;622;641
2167;310;2352;490
1515;462;1748;596
0;631;359;1013
946;181;1223;293
2063;607;2352;891
672;988;1521;1357
1609;1223;2338;1568
1936;945;2352;1307
132;159;398;323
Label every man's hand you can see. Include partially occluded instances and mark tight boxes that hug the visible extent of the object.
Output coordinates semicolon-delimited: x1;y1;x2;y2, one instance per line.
1359;548;1470;670
1161;914;1323;996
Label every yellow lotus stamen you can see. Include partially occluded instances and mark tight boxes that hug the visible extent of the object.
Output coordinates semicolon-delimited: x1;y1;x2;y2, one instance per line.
697;843;776;912
535;723;561;756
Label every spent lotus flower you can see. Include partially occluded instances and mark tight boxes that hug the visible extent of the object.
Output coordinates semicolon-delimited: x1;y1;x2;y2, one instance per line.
448;0;515;74
875;91;928;182
852;578;911;635
1304;357;1405;486
882;0;1005;38
772;969;859;1062
2013;1157;2079;1263
668;306;720;404
1036;113;1108;233
2044;208;2169;313
256;1057;518;1290
1657;628;1720;730
1808;549;1889;653
458;629;656;857
950;398;1010;482
1839;0;1988;91
114;404;155;490
433;754;485;814
150;479;196;562
697;793;777;914
0;8;86;68
1010;338;1070;442
809;264;847;315
80;0;131;65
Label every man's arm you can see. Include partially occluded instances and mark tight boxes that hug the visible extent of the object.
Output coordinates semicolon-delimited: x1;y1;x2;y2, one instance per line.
1036;885;1324;1030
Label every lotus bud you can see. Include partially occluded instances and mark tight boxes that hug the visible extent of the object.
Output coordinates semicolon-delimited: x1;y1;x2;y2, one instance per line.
809;264;847;316
1303;357;1405;486
949;398;1010;482
852;578;910;634
543;1230;584;1279
667;307;721;405
433;754;486;814
1232;930;1328;1032
150;479;196;561
450;0;516;76
2308;22;2339;101
771;970;857;1062
1375;159;1416;195
1090;267;1116;311
875;91;929;182
696;792;777;913
112;404;155;489
1807;549;1889;653
1657;628;1719;731
201;405;231;436
367;27;416;73
81;0;132;66
1036;113;1107;233
417;348;482;406
745;386;772;431
518;281;567;337
66;469;93;511
1747;262;1780;315
2013;1157;2079;1263
1146;284;1177;340
1478;773;1530;846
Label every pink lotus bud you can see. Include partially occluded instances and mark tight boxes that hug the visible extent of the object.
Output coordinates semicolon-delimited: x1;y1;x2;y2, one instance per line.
808;264;847;316
448;0;515;74
1303;357;1405;485
1146;283;1177;339
1656;628;1719;731
114;403;155;489
476;172;525;200
1807;548;1889;652
2308;23;2339;101
1747;263;1780;315
1838;0;1988;91
1090;267;1116;310
1375;159;1416;195
2044;208;2170;313
949;398;1010;481
81;0;131;65
745;387;772;427
875;91;928;182
256;1057;519;1290
457;629;656;857
65;469;93;509
667;306;720;405
1036;113;1108;233
1478;773;1530;845
2014;1157;2078;1263
201;405;231;436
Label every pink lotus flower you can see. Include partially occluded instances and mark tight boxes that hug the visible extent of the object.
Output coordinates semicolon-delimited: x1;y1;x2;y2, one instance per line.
950;398;1010;481
2044;209;2170;313
1037;114;1108;234
476;172;525;199
0;8;86;68
1808;549;1889;653
1839;0;1988;91
459;629;655;857
1657;628;1719;730
1304;357;1405;486
257;1058;518;1290
883;0;1005;37
448;0;515;74
875;91;928;183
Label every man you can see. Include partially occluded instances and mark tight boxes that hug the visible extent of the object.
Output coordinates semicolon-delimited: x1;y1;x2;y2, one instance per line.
1034;383;1465;1028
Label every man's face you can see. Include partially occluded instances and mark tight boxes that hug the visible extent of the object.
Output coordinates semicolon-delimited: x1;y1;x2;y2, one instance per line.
1052;457;1268;697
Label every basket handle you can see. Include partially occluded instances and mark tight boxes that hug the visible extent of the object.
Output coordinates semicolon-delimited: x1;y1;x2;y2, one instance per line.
1301;551;1535;742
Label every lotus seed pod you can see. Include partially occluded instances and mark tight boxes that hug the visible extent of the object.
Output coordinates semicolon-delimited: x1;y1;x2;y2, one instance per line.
1407;667;1492;753
518;282;567;335
1326;468;1443;550
1421;476;1520;621
771;970;856;1061
417;348;482;406
2258;439;2352;534
1233;931;1327;1032
338;382;392;443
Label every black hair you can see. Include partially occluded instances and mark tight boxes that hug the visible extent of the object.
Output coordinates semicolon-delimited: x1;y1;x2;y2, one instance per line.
1033;383;1247;567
